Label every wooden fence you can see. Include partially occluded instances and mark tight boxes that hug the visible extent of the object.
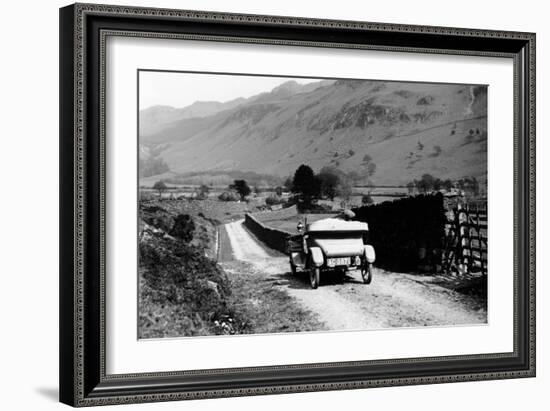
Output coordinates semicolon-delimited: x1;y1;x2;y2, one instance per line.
443;202;487;275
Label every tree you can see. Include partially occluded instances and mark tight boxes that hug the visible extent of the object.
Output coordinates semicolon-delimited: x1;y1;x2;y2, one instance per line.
362;154;372;164
346;170;361;186
442;179;453;192
365;162;377;177
275;186;283;196
471;177;480;196
152;181;167;199
406;181;415;195
229;179;251;201
283;177;293;192
336;180;353;203
291;164;320;206
418;174;435;193
361;154;377;183
317;167;340;200
461;177;480;197
197;184;210;200
362;194;374;205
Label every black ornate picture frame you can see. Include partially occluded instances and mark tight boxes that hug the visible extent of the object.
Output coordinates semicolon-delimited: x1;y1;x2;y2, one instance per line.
59;3;535;407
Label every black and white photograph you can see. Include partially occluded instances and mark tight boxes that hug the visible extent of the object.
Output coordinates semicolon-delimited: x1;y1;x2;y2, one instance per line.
138;71;489;339
1;0;543;408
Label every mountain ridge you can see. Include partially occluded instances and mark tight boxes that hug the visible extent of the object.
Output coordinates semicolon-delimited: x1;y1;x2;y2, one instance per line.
139;78;487;186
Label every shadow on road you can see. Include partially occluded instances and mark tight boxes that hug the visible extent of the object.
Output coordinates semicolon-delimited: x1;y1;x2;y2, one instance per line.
267;270;365;290
264;271;311;290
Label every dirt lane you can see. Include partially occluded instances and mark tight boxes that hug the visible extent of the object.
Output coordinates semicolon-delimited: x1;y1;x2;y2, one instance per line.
221;220;486;331
224;220;271;263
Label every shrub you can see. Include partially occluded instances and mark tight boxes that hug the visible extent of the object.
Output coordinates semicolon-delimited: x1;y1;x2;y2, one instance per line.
417;95;434;105
265;196;284;206
362;194;374;205
169;214;195;242
218;191;239;202
138;229;236;338
428;145;442;158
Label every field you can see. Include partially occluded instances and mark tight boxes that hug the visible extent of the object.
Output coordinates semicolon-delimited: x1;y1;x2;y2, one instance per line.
261;213;337;233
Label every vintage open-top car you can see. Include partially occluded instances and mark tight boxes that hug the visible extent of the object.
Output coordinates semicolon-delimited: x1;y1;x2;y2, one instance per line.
287;217;376;289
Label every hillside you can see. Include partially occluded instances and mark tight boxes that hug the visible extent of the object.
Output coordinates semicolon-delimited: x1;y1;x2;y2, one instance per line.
140;98;246;136
139;78;487;186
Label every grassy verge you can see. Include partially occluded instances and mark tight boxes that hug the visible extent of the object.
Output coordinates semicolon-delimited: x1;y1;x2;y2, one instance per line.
139;198;323;338
139;230;244;338
139;199;246;338
223;261;325;335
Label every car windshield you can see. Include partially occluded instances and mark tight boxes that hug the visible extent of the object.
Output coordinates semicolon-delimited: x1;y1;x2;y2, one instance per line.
306;231;365;239
307;231;368;246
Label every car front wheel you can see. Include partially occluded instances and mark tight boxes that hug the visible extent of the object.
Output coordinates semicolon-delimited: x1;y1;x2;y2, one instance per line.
309;266;320;289
361;262;373;284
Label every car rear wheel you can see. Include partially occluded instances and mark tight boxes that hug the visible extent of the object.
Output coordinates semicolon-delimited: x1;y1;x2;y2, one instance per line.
362;263;373;284
309;266;320;289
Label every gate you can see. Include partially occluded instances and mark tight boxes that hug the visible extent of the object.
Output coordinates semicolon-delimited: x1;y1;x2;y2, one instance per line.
443;201;487;275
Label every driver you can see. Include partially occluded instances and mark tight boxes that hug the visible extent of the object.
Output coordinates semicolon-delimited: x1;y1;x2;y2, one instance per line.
339;209;356;221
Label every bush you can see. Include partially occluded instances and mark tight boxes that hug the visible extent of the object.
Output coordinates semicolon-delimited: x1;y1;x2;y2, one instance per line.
300;203;333;213
139;231;235;338
169;214;195;242
218;191;240;202
362;194;374;205
265;195;284;206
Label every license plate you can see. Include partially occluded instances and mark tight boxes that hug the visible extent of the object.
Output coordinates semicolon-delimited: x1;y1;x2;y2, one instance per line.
327;257;351;267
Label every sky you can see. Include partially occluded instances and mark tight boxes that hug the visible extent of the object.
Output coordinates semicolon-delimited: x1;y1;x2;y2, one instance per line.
139;71;321;110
